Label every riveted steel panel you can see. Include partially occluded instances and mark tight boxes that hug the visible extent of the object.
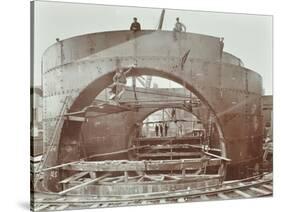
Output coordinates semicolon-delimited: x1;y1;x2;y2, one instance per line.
42;30;263;190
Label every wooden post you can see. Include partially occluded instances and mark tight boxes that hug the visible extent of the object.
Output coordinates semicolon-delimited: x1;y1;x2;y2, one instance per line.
218;161;226;185
182;168;186;177
59;173;111;195
124;171;128;183
89;172;96;179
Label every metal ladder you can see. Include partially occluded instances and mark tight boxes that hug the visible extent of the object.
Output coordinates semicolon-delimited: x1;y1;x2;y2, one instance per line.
33;96;71;188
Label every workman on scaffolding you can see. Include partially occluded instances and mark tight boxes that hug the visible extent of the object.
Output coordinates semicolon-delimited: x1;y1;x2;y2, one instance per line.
110;65;135;104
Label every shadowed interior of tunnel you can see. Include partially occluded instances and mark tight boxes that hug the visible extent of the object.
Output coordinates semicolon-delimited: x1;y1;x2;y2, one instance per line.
58;68;227;167
135;108;205;138
125;107;224;176
70;68;218;116
128;107;222;154
69;67;225;151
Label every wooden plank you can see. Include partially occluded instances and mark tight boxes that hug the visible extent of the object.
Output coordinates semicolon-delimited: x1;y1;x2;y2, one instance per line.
203;151;231;162
97;175;142;184
118;202;129;207
37;160;80;173
138;176;144;182
135;136;201;142
64;116;85;122
62;159;221;172
64;110;85;116
261;184;273;191
159;175;165;181
146;144;202;150
59;173;111;195
160;199;166;203
200;195;210;200
99;203;109;208
234;189;252;198
64;160;145;172
87;145;149;159
151;175;166;181
55;197;78;210
217;192;230;200
59;172;88;184
129;175;143;180
99;176;123;183
144;175;159;181
55;198;66;201
182;168;186;177
127;102;187;109
90;203;101;208
238;182;246;186
138;152;202;158
177;197;185;203
86;103;132;113
124;171;128;183
147;159;220;171
35;204;51;211
55;204;69;210
112;176;124;183
250;187;271;195
89;172;96;179
164;175;181;180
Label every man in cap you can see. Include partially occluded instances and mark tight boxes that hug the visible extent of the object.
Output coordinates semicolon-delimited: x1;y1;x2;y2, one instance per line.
130;17;141;32
110;65;135;104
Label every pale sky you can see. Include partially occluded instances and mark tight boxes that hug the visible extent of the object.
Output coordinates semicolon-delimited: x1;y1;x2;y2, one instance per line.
34;0;272;94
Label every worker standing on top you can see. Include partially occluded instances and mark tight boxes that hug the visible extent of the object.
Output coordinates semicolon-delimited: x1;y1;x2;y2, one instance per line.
130;17;141;32
173;17;186;32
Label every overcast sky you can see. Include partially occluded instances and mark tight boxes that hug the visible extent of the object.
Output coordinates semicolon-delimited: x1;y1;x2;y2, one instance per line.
34;0;272;94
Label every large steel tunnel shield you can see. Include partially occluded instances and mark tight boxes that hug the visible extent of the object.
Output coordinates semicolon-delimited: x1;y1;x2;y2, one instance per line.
42;30;263;189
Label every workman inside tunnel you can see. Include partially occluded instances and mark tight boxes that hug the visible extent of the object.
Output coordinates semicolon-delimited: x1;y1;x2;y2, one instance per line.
171;108;177;122
155;124;159;137
130;17;141;32
159;123;163;137
164;122;169;137
109;65;135;104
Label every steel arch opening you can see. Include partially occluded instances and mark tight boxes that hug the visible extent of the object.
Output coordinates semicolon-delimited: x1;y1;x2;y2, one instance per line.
52;69;229;195
66;68;225;149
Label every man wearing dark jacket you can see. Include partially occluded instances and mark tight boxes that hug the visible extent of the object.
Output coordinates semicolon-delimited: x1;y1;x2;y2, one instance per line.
130;17;141;32
159;123;163;137
155;124;159;137
164;123;169;137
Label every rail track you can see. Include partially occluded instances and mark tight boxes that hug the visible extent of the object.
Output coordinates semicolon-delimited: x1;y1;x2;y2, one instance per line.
32;173;272;211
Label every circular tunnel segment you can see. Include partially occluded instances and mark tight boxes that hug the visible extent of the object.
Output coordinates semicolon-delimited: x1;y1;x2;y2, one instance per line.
58;69;228;193
130;107;224;176
39;30;265;195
